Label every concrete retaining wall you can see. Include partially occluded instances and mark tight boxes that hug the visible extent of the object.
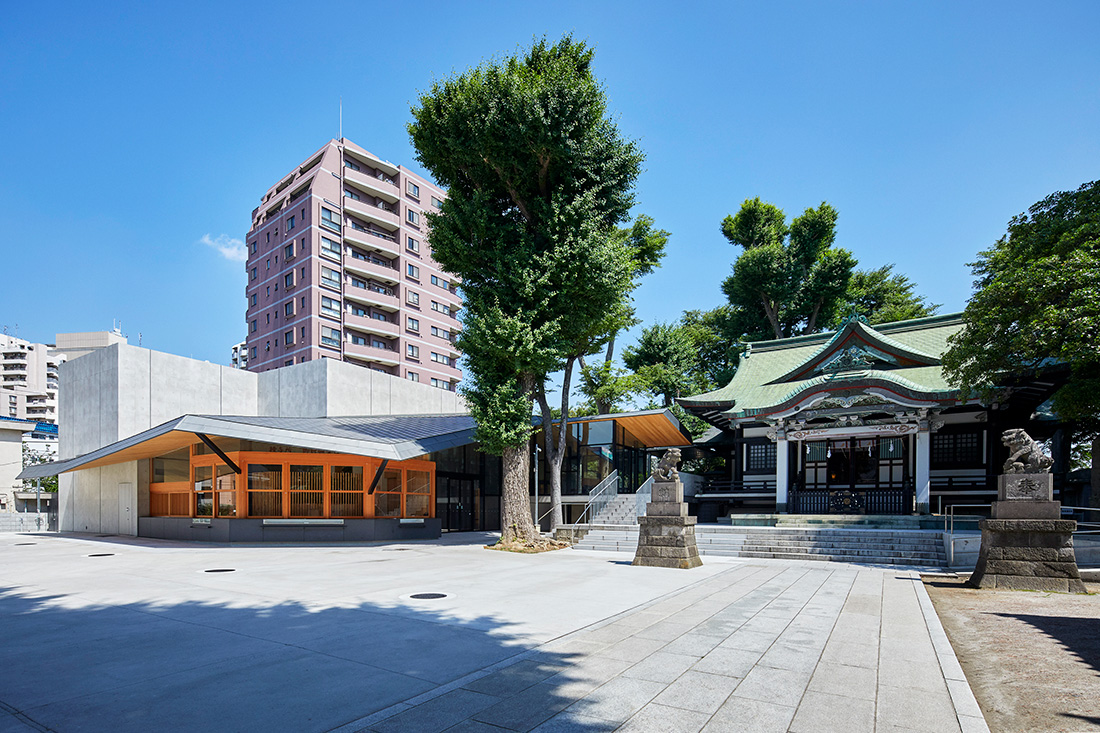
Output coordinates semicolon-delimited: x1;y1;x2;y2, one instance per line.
0;512;53;533
138;516;441;543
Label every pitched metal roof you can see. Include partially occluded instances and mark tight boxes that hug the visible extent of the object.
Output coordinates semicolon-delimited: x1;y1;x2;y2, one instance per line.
17;413;477;479
678;314;967;428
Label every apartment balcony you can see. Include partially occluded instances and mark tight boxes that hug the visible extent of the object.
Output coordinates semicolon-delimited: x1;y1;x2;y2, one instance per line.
345;312;400;338
344;198;400;232
345;252;400;284
2;353;27;363
344;340;401;367
343;146;400;178
343;167;400;203
343;225;400;257
344;283;400;312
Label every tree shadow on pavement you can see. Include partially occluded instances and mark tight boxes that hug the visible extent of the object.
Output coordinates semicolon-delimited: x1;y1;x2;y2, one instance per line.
0;585;608;733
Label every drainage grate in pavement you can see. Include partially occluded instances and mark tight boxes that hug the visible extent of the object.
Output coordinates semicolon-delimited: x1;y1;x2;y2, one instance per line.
87;553;115;557
409;593;448;600
204;569;236;573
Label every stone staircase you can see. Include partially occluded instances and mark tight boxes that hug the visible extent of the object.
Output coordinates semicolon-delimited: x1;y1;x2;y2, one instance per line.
590;493;638;525
574;524;947;567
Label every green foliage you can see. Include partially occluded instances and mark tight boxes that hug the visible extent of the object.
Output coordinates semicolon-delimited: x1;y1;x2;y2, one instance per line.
623;323;698;407
833;264;940;327
721;198;856;339
22;443;57;492
407;35;642;454
943;180;1100;428
577;360;641;415
678;306;749;389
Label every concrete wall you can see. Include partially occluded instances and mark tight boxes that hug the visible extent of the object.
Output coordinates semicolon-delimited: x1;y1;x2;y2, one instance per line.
257;357;465;417
1;424;30;511
60;343;465;535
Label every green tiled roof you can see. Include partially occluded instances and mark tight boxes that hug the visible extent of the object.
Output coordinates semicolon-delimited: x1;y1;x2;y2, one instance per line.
679;314;965;423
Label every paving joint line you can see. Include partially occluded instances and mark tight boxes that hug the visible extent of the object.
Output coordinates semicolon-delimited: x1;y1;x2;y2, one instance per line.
325;562;751;733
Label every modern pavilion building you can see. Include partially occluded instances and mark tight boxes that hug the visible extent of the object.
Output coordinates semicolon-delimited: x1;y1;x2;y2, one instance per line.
20;342;687;541
679;314;1074;520
244;138;462;391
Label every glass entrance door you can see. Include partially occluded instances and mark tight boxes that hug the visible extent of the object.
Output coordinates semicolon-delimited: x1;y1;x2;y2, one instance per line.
438;476;478;531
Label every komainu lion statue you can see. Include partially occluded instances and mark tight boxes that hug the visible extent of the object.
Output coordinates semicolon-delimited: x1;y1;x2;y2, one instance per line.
1001;429;1053;474
652;448;682;481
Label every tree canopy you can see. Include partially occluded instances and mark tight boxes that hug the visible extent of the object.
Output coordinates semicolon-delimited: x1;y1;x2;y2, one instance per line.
721;198;856;339
622;323;697;408
943;179;1100;425
408;36;642;542
832;264;940;328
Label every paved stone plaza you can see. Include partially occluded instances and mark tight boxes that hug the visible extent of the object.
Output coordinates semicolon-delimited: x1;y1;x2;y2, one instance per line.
0;534;986;732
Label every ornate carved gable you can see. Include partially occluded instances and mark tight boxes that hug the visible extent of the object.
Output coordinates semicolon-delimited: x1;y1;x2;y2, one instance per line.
770;315;940;385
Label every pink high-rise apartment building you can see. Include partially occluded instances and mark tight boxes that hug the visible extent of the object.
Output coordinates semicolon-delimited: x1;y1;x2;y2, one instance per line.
244;139;462;390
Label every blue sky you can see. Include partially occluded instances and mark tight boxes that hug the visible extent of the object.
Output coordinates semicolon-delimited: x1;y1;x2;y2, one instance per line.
1;1;1097;368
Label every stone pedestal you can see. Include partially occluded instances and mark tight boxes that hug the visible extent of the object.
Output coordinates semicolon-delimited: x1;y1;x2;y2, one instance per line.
633;478;702;569
969;473;1086;593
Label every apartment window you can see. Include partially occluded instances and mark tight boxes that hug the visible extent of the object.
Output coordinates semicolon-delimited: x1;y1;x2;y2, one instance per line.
249;293;257;307
266;313;271;324
284;360;293;367
344;189;361;201
407;344;419;359
287;215;295;231
284;302;294;317
266;286;271;297
407;317;419;332
321;236;341;259
302;207;306;219
431;352;452;366
320;207;340;233
284;243;294;259
371;312;388;322
407;372;419;382
407;209;419;225
321;296;340;317
249;242;257;254
301;296;306;308
407;181;419;198
350;334;367;346
430;378;454;391
431;301;451;316
301;326;305;339
407;264;419;279
265;340;271;352
321;326;340;348
407;237;419;253
372;339;388;349
284;272;294;288
431;196;443;209
350;304;368;317
266;232;270;243
250;347;257;359
407;290;419;306
431;326;450;340
321;267;341;289
345;159;361;172
250;268;257;281
350;276;367;289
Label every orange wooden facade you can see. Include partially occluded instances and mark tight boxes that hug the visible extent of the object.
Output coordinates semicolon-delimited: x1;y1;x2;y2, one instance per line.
149;446;435;520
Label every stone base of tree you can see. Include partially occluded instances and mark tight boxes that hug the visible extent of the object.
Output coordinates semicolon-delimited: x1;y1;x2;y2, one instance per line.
968;519;1087;593
632;478;702;569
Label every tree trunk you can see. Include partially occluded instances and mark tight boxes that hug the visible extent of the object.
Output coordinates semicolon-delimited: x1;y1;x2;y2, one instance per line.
761;297;783;339
1091;436;1100;509
499;373;539;544
537;358;574;533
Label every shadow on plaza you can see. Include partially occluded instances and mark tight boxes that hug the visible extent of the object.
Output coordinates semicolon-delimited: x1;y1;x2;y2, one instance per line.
991;612;1100;676
0;581;614;733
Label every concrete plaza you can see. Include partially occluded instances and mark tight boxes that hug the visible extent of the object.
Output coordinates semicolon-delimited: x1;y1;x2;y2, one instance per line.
0;533;987;732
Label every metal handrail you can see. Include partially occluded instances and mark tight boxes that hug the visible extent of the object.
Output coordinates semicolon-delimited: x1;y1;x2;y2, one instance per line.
1061;506;1100;535
566;470;619;543
634;476;654;519
945;503;991;566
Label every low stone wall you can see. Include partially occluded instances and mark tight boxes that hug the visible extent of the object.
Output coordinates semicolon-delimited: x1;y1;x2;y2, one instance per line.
0;512;53;533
